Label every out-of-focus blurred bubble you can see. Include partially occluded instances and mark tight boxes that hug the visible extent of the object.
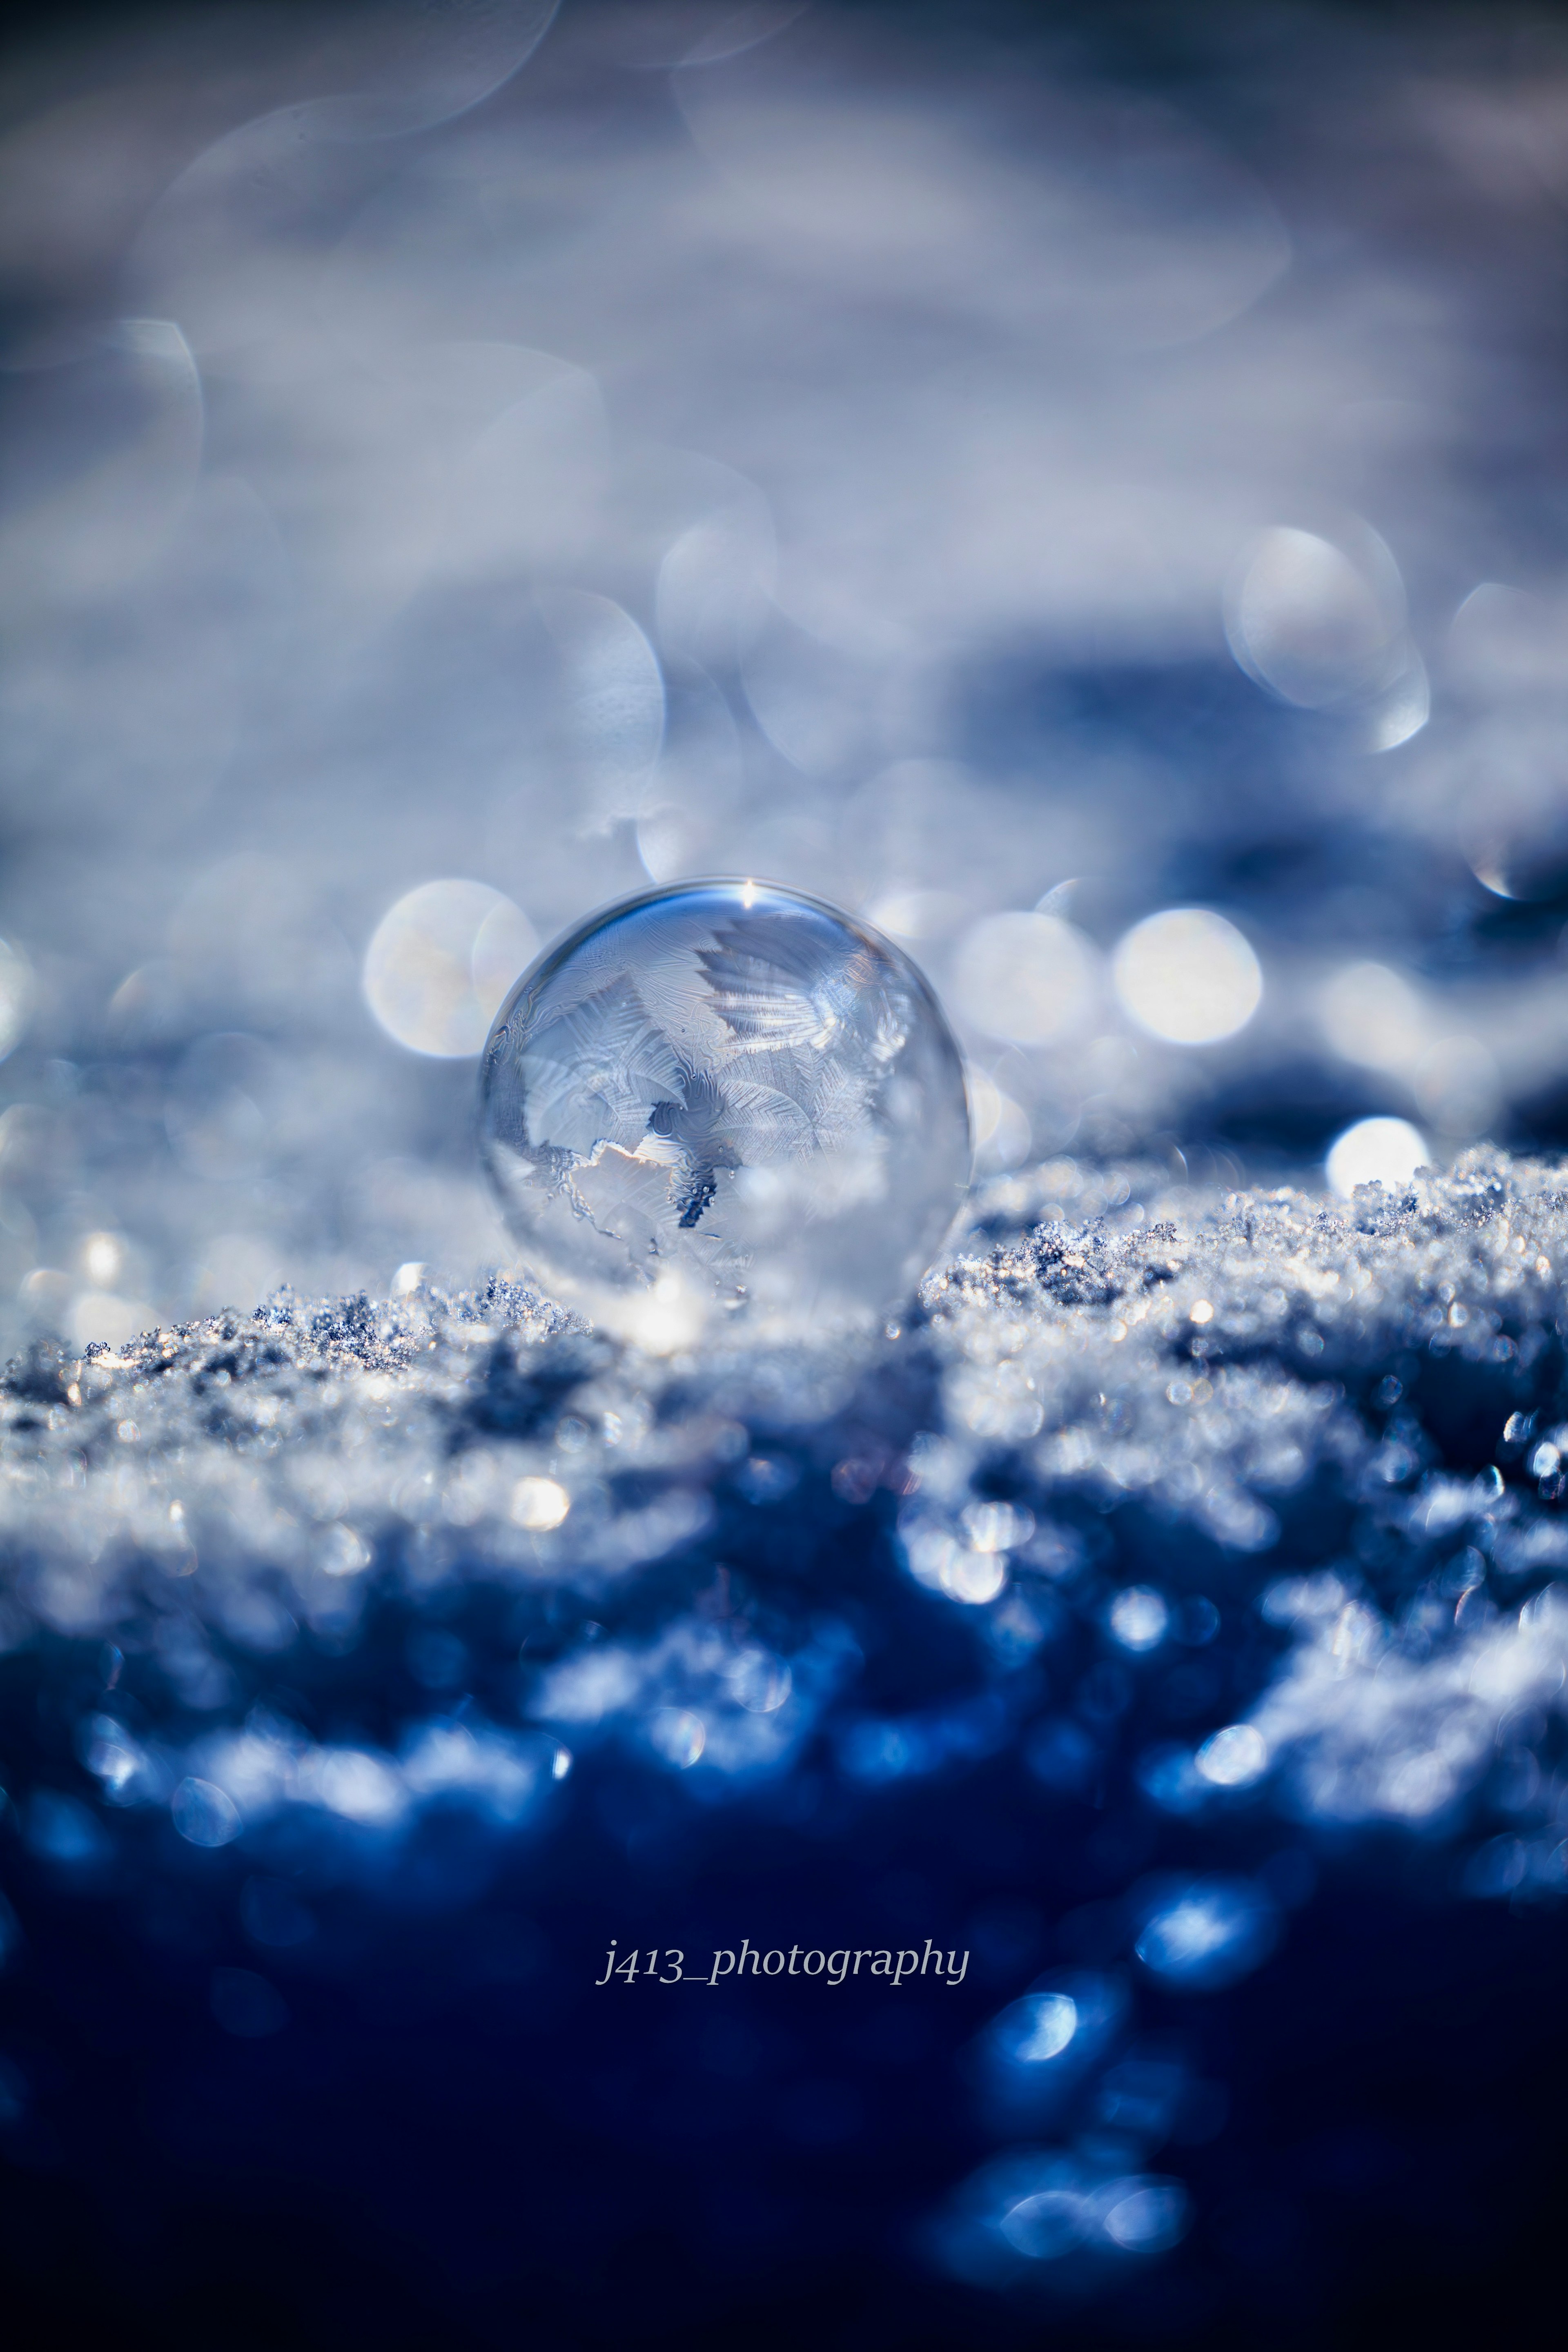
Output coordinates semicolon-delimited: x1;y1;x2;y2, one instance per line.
130;4;559;350
656;487;777;674
637;676;750;884
938;1547;1008;1604
319;1524;371;1578
1134;1876;1280;1991
0;940;33;1061
982;2154;1203;2267
1319;960;1425;1072
1224;523;1408;710
676;28;1287;352
0;320;202;614
539;590;666;831
630;706;846;898
442;362;611;589
83;1717;160;1805
1413;1037;1500;1137
1360;643;1431;753
1176;1596;1221;1646
998;2183;1084;2261
1112;909;1261;1046
981;1973;1126;2103
166;1033;285;1180
1448;580;1568;694
1101;2181;1191;2254
1325;1114;1428;1196
1467;825;1568;905
965;1067;1031;1173
1003;1990;1079;2064
1195;1723;1269;1787
364;880;537;1058
314;1747;406;1826
729;1648;793;1713
172;1775;242;1848
302;0;563;141
648;1705;706;1768
742;611;882;775
1108;1586;1169;1653
963;1501;1035;1554
675;2;814;71
1457;722;1568;901
952;913;1099;1047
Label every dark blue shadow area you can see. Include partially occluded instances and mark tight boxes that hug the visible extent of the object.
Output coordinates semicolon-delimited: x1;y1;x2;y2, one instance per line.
3;1389;1568;2352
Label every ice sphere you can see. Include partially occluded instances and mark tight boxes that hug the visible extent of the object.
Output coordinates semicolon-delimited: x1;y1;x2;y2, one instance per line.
479;880;971;1339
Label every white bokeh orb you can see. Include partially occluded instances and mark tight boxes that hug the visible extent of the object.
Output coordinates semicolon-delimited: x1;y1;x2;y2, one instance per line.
951;911;1098;1046
364;881;538;1058
1325;1115;1428;1197
1112;908;1261;1046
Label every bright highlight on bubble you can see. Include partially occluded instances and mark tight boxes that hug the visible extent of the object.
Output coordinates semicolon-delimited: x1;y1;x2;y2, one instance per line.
1112;908;1261;1045
364;881;538;1058
1326;1115;1428;1198
479;880;971;1336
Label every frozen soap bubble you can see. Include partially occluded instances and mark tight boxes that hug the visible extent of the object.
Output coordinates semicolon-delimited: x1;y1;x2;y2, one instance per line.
479;880;971;1341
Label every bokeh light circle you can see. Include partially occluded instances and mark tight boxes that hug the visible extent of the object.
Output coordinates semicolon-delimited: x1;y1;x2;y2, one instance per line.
364;882;538;1059
1325;1115;1428;1197
951;911;1098;1045
1224;524;1403;708
1112;908;1261;1045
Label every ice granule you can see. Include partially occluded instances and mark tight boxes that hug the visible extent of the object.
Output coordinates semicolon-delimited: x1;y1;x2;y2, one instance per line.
7;1144;1568;1865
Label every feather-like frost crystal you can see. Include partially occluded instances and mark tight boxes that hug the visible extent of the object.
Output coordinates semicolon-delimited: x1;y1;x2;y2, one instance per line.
479;882;971;1332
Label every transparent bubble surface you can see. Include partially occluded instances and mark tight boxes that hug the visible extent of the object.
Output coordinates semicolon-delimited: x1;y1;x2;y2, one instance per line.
479;881;971;1337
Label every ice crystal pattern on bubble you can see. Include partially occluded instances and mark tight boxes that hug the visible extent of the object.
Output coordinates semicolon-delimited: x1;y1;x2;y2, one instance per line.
479;883;971;1325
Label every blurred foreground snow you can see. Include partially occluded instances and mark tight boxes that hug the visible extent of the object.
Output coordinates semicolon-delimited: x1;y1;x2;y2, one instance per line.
6;1146;1568;2325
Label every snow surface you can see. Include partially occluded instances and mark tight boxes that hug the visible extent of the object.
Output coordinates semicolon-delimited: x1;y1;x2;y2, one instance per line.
5;1144;1568;2313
